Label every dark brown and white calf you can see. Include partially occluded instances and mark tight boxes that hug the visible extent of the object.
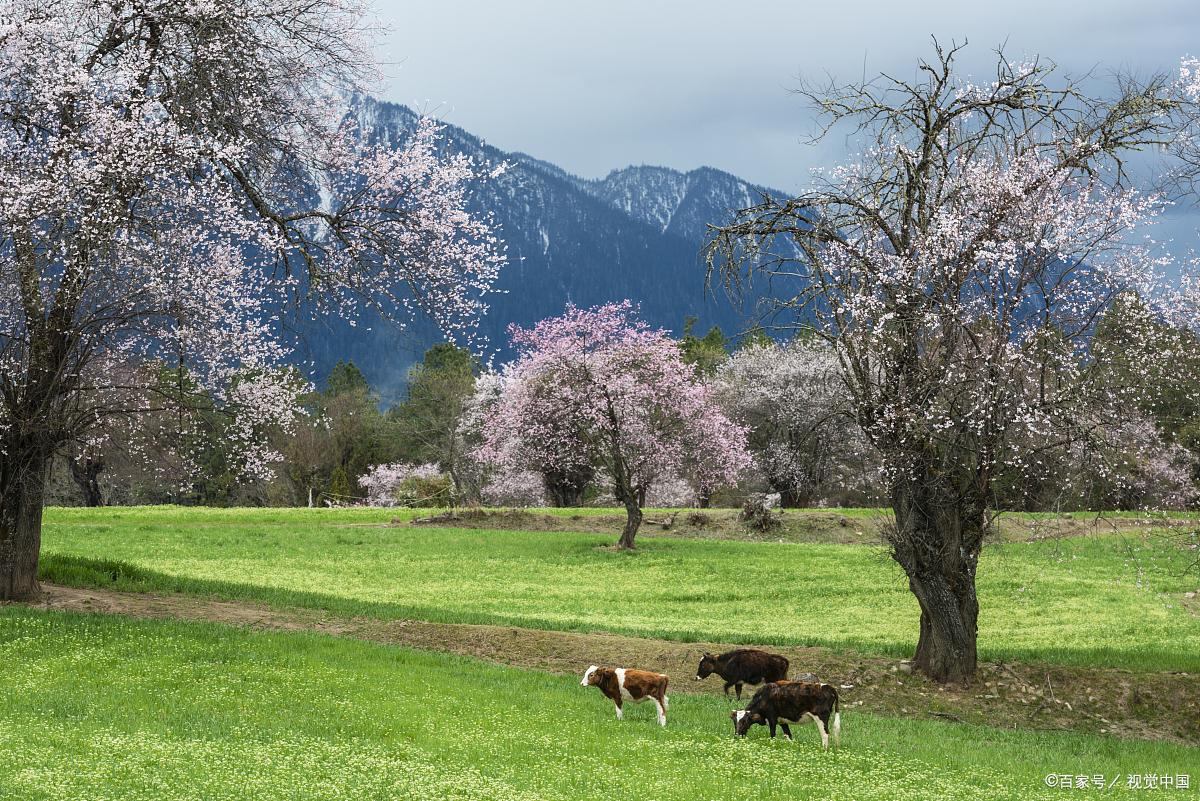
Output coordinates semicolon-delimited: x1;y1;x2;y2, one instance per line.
730;681;841;749
581;666;669;726
694;648;789;700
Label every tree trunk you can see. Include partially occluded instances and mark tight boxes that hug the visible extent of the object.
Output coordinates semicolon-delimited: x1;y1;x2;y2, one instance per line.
617;499;642;549
0;440;49;601
774;484;809;509
542;464;594;508
886;480;983;684
69;455;106;507
908;569;979;684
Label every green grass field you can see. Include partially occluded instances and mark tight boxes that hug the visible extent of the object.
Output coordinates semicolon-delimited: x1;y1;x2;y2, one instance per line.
3;506;1195;800
37;506;1200;671
1;609;1195;801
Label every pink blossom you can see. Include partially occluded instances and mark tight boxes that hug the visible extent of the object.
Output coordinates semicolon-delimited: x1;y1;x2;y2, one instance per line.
478;301;751;545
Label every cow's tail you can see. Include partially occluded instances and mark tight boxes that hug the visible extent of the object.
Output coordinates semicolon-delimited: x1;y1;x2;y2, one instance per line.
832;687;841;745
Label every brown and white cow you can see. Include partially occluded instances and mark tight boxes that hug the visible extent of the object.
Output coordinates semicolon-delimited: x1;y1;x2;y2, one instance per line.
581;665;669;726
731;680;841;749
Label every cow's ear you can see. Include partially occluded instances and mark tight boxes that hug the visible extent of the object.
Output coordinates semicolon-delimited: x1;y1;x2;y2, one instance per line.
728;711;736;720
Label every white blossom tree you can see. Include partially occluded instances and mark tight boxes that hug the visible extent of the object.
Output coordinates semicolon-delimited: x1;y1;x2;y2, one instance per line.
705;42;1189;683
711;339;872;507
0;0;505;600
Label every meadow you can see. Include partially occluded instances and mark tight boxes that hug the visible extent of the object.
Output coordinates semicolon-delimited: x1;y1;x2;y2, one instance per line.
35;506;1200;671
0;506;1195;800
2;610;1196;801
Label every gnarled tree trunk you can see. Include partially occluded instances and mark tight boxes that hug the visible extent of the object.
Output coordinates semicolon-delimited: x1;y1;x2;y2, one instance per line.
0;437;50;601
616;499;642;550
69;455;106;507
886;478;984;685
542;464;595;508
610;450;643;549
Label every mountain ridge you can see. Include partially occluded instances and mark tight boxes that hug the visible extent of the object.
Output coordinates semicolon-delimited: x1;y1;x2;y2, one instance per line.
308;95;782;398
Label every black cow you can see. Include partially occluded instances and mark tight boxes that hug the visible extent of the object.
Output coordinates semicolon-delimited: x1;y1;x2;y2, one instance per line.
730;681;841;749
694;648;789;700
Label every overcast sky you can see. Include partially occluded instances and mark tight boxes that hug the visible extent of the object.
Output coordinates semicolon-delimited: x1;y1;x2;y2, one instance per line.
372;0;1200;245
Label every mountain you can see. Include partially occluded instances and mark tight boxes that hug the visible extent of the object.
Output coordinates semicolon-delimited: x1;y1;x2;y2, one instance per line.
305;95;785;399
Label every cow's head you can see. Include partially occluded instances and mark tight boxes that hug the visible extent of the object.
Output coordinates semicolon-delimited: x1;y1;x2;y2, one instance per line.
695;652;718;681
581;665;602;687
730;709;762;736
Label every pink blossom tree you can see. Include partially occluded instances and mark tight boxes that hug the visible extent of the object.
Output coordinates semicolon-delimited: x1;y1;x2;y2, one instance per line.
0;0;504;600
705;43;1190;683
479;302;751;548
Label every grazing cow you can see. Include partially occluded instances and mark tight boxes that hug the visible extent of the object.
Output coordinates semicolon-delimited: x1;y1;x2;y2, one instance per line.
694;649;789;700
730;681;841;749
581;665;669;726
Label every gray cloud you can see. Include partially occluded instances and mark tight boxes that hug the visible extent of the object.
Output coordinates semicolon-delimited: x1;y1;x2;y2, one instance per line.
373;0;1200;251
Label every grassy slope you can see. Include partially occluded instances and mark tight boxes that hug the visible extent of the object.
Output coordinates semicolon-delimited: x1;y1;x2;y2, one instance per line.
2;609;1195;801
39;507;1200;671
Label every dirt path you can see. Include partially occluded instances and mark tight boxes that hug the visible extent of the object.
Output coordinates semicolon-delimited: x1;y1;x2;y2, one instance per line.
26;582;1199;745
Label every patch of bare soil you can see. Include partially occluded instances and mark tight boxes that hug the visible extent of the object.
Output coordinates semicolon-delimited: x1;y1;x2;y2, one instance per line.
26;583;1199;745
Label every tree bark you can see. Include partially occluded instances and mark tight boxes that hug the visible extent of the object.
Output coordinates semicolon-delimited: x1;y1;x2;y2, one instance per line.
887;480;983;684
908;569;979;684
617;499;642;550
69;455;106;507
542;464;594;508
774;483;810;509
0;439;49;601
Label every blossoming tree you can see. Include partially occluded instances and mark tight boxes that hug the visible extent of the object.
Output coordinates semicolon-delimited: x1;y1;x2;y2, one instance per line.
711;339;873;507
705;42;1191;683
0;0;504;600
479;302;751;548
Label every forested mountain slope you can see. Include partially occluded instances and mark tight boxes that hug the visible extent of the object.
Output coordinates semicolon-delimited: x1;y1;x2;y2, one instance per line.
303;95;783;397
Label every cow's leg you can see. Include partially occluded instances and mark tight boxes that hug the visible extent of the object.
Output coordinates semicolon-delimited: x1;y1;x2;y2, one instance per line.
652;697;666;727
832;712;841;748
767;714;778;738
815;717;829;749
723;681;732;696
735;682;744;700
779;723;793;741
614;698;623;720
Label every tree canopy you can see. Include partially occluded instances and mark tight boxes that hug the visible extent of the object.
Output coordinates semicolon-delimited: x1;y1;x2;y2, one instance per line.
704;41;1191;683
479;301;751;547
0;0;505;600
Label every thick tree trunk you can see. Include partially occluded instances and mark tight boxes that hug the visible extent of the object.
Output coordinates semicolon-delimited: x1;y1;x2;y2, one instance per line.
774;484;810;509
542;464;594;508
617;499;642;549
0;441;49;601
887;480;984;685
69;455;106;507
908;569;979;684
